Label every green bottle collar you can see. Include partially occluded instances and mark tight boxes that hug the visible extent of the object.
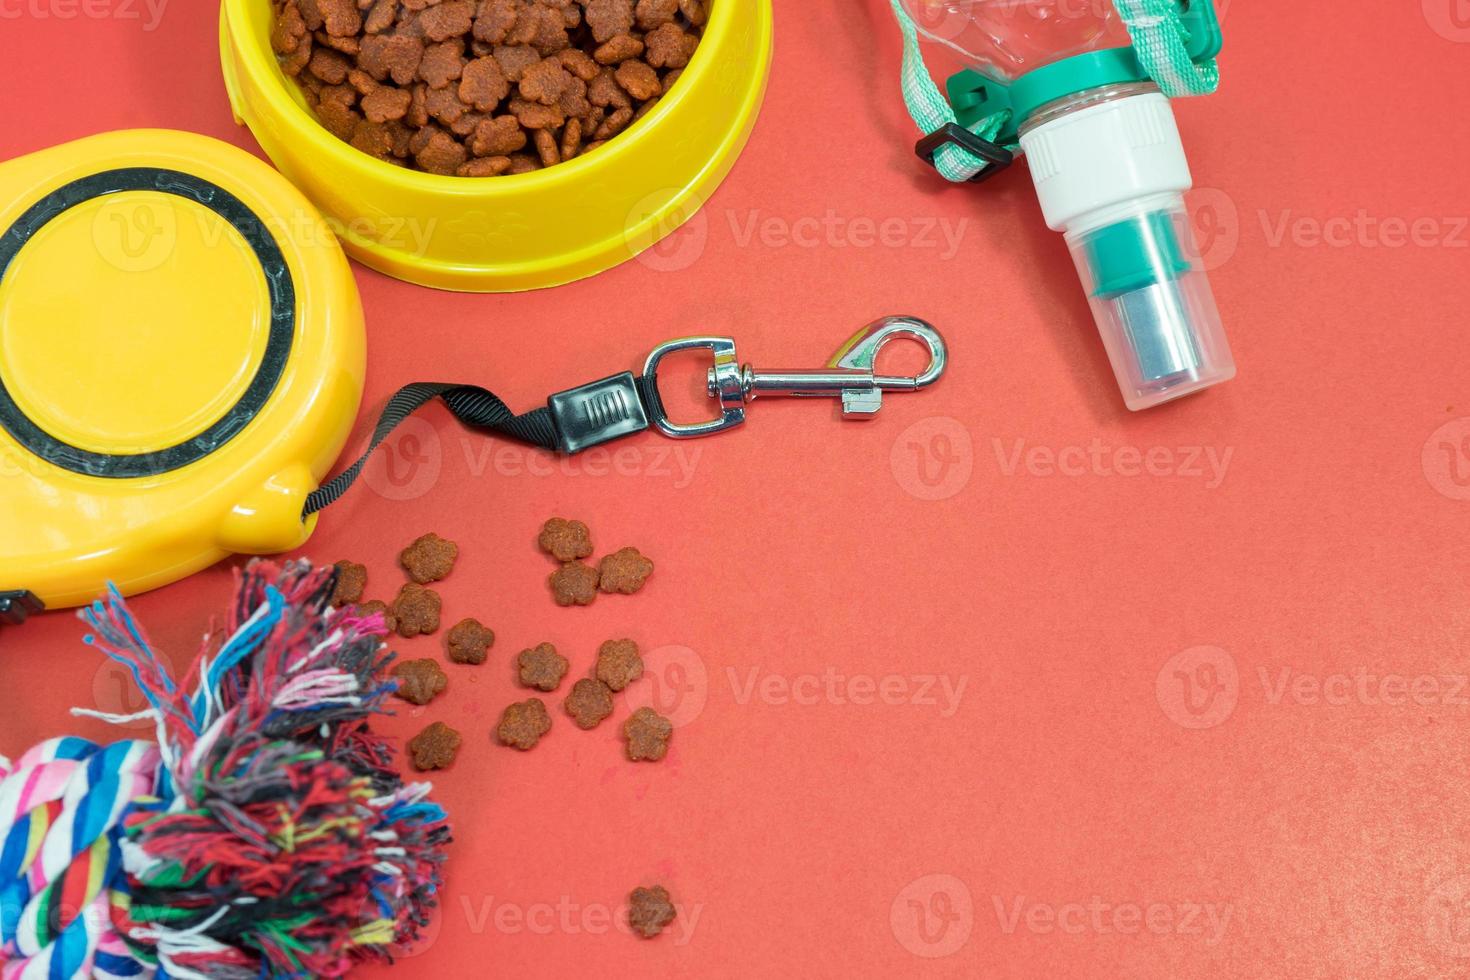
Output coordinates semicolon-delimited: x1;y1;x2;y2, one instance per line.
948;0;1222;145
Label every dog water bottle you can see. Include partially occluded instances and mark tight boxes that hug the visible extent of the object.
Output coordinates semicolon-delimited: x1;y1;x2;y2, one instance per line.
899;0;1236;410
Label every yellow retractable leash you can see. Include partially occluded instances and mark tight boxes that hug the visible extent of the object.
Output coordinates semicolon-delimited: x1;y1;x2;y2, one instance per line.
0;130;365;614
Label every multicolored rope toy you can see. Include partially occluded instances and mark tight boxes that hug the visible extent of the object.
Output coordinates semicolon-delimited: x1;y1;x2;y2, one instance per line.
0;561;451;979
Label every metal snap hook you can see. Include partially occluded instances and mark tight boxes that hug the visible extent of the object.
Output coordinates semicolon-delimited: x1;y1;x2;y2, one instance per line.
641;317;949;439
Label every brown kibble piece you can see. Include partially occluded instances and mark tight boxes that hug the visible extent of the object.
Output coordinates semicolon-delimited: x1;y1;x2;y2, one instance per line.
497;698;552;750
471;114;527;155
408;721;462;770
508;96;565;130
587;68;628;108
518;642;570;691
309;47;352;84
584;0;634;42
351;119;395;158
393;657;448;705
418;0;475;41
525;4;571;55
459;55;510;109
399;532;459;583
318;30;359;55
644;21;698;69
354;599;397;633
563;677;614;729
358;33;424;85
458;155;513;176
362;85;413;122
364;0;398;34
595;638;643;691
557;47;600;81
559;116;583;159
446;617;496;664
493;43;540;81
332;560;368;605
624;706;672;761
628;885;677;938
519;57;571;105
316;0;362;36
508;153;540;173
391;582;443;637
594;105;633;140
473;0;518;43
634;0;677;31
549;561;599;606
677;0;706;27
419;38;468;89
316;97;362;140
598;546;654;594
593;33;643;65
425;85;471;124
613;59;660;101
533;128;561;167
272;1;309;55
347;68;378;95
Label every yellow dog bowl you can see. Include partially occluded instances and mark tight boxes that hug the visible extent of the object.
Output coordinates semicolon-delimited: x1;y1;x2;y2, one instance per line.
0;130;364;610
219;0;773;292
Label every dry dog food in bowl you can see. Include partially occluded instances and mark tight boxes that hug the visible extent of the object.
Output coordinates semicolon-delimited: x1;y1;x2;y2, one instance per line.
271;0;707;178
220;0;773;291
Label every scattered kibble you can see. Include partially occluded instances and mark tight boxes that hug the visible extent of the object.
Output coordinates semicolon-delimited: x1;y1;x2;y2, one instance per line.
392;657;449;705
594;638;643;691
408;721;463;770
497;697;553;750
628;885;677;938
332;560;368;604
399;532;459;583
446;617;496;665
549;560;600;606
538;517;594;562
598;546;653;595
564;677;615;729
518;642;570;691
392;582;443;637
623;706;671;761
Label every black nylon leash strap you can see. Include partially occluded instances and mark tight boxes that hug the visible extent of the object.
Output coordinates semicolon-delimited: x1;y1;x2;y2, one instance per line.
303;371;655;517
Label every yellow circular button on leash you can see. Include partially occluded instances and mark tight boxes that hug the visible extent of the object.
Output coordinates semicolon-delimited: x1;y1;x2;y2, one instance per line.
0;130;365;611
1;191;271;454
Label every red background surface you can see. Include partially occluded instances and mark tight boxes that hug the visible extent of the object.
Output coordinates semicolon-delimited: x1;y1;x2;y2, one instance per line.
4;1;1470;976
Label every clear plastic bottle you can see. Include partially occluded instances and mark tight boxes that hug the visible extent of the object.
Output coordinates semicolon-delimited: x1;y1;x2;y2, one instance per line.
903;0;1235;411
904;0;1131;80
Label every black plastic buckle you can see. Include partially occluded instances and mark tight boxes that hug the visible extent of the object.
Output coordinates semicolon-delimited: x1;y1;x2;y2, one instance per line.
547;372;651;454
0;591;43;626
916;123;1013;184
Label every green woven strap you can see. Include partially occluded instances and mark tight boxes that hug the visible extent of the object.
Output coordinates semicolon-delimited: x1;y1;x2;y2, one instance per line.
1114;0;1220;96
889;0;1009;183
892;0;1219;183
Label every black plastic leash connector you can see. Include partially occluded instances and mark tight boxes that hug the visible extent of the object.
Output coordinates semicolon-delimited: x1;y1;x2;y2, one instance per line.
0;591;44;626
